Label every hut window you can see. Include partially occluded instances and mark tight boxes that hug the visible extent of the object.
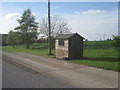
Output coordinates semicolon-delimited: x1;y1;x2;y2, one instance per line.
59;40;64;46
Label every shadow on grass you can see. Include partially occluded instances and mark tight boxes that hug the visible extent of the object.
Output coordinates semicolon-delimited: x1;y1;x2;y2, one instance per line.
82;57;119;62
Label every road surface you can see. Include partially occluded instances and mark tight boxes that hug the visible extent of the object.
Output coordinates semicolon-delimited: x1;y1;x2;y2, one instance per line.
3;51;118;88
2;59;71;88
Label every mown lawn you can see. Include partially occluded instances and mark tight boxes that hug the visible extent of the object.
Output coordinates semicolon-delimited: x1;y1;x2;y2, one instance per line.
0;46;2;50
71;41;119;71
71;60;118;71
71;49;119;71
84;40;113;49
2;41;119;71
2;43;55;58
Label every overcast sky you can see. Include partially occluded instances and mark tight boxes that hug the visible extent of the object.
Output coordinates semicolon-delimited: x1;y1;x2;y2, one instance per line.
0;1;118;41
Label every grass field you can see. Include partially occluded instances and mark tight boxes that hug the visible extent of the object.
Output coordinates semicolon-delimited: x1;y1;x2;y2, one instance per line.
71;49;118;71
71;41;119;71
0;46;2;50
2;40;119;71
2;43;55;58
84;40;113;49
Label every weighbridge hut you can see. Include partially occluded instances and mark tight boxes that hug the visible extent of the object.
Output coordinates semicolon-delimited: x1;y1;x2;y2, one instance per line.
55;33;84;60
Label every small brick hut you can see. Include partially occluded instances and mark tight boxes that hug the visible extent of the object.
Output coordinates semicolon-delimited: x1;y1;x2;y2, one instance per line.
55;33;84;60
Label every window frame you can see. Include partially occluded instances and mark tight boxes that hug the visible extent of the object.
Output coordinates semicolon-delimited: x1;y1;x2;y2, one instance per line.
59;39;64;46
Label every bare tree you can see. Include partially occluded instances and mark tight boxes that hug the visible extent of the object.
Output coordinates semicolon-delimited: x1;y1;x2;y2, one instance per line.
39;16;71;38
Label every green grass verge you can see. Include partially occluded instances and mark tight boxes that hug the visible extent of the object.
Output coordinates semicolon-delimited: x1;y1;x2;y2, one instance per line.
0;46;2;50
71;60;118;71
83;49;118;59
84;40;113;49
2;44;55;58
2;42;119;71
71;49;119;71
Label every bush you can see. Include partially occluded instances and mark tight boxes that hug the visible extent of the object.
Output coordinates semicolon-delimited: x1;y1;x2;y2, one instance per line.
111;35;120;50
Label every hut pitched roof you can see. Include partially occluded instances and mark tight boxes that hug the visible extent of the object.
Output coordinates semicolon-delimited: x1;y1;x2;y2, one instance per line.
56;33;84;39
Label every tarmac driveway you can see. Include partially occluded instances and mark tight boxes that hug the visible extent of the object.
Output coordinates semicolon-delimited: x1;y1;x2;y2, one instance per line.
2;51;118;88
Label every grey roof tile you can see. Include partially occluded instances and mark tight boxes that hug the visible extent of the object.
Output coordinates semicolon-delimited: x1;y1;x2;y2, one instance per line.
56;33;84;39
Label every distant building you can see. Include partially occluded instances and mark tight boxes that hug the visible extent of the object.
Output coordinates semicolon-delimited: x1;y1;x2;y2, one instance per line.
55;33;84;60
0;34;8;46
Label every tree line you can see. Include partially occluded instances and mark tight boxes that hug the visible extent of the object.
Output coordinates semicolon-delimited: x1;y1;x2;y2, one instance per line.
6;9;120;50
7;9;71;48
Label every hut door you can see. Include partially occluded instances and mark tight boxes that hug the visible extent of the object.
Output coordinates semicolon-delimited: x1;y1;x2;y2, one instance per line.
74;38;80;59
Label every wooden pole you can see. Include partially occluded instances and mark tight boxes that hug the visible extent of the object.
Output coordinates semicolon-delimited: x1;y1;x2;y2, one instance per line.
48;0;52;55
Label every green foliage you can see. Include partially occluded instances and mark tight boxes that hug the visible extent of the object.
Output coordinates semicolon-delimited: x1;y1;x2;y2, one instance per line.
71;60;118;71
71;49;119;71
0;46;2;50
73;41;119;71
30;43;48;49
6;31;21;48
2;41;119;71
2;43;54;58
111;35;120;50
15;9;38;49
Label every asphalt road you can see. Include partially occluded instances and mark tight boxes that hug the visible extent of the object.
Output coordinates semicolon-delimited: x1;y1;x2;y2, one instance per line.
3;52;118;88
2;60;71;88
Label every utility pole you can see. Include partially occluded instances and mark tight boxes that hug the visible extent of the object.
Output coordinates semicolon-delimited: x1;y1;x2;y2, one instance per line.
48;0;52;55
